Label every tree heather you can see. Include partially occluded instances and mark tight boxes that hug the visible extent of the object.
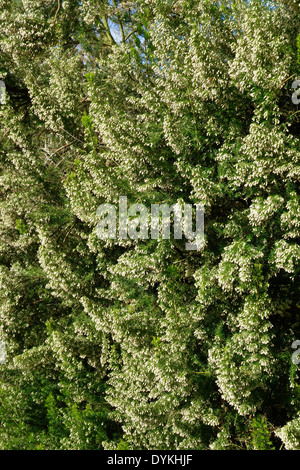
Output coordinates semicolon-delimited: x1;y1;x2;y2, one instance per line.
0;0;299;450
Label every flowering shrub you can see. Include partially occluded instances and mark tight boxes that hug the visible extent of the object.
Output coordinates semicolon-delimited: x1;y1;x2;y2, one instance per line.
0;0;299;450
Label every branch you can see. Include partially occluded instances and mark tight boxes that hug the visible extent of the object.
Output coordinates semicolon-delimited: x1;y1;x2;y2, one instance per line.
101;15;116;46
52;0;61;26
51;142;73;158
276;73;296;90
112;0;125;43
124;29;138;42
